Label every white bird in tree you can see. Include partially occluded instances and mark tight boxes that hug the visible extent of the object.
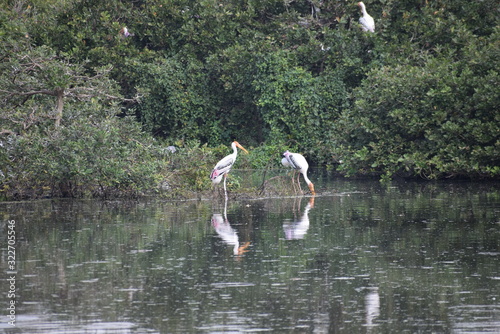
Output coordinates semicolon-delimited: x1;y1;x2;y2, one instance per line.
210;141;249;197
281;150;316;195
358;2;375;32
119;27;134;37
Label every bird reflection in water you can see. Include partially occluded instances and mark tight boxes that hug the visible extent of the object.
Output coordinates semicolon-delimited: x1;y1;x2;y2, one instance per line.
283;197;315;240
211;198;250;258
365;287;380;330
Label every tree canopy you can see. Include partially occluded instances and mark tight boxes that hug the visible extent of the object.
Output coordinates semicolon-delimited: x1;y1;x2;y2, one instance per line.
0;0;498;199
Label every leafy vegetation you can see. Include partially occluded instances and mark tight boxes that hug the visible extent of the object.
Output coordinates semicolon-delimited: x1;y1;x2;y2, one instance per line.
0;0;498;199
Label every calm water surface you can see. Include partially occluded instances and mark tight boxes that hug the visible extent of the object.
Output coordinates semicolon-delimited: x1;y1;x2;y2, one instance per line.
1;173;499;333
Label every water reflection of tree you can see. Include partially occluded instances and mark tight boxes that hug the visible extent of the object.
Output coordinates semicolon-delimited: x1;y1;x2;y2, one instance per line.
6;180;500;333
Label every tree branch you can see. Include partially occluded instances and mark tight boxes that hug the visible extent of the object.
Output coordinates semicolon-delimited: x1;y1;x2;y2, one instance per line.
0;129;16;136
0;89;58;97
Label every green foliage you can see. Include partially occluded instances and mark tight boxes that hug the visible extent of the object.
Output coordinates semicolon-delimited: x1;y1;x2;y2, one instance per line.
244;138;300;170
253;50;349;163
1;0;499;200
205;42;268;146
136;55;219;143
166;140;221;193
2;117;167;199
336;28;499;179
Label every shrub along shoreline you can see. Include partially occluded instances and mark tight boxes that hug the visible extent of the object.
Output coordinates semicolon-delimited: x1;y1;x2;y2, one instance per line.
1;136;496;202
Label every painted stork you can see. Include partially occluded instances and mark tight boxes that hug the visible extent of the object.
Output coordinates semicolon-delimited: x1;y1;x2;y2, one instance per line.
358;2;375;32
281;150;316;195
210;141;248;197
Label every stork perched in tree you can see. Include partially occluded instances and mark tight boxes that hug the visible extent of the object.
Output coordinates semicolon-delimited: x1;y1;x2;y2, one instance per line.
281;150;316;195
210;141;248;198
358;2;375;32
119;27;134;37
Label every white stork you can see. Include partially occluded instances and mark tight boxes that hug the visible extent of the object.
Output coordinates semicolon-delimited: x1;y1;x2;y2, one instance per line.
358;2;375;32
119;27;134;37
210;141;248;197
281;150;316;195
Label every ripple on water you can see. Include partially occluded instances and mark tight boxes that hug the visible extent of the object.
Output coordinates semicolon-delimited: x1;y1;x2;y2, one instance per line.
449;305;500;333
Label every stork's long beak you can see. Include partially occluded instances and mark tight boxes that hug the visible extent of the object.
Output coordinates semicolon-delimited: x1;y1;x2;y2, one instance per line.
234;141;249;154
308;183;316;196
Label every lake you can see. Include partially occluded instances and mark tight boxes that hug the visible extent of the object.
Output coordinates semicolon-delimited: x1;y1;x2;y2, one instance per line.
1;171;499;333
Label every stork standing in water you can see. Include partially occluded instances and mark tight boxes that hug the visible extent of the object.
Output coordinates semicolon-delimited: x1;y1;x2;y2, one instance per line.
281;150;316;195
210;141;248;198
358;2;375;32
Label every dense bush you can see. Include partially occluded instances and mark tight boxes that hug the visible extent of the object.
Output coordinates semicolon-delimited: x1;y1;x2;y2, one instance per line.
136;55;219;142
2;117;166;199
336;27;499;179
254;50;349;163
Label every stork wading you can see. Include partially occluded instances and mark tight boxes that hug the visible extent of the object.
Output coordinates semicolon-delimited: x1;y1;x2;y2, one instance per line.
281;150;316;195
210;141;249;198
